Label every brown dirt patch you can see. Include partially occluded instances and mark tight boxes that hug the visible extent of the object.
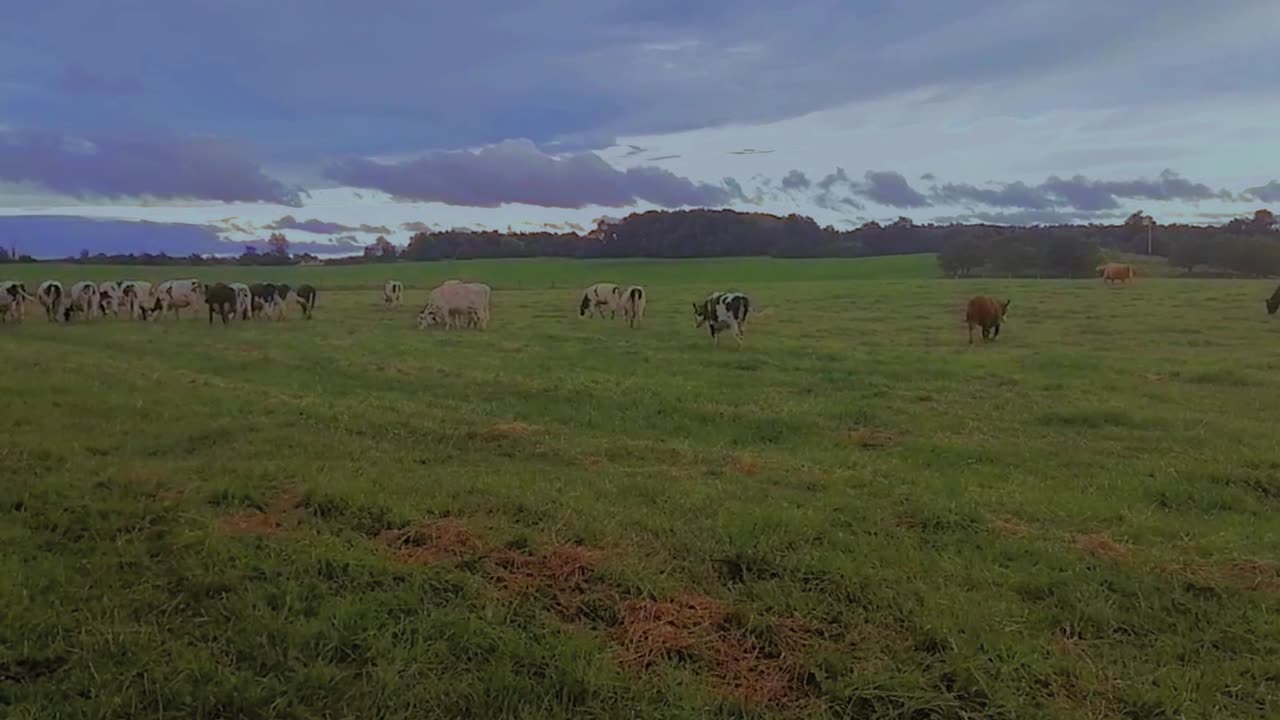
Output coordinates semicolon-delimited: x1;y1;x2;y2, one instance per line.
989;516;1034;538
487;543;605;613
217;511;283;536
612;594;817;708
728;454;764;476
491;421;534;438
378;518;484;564
1173;558;1280;594
842;427;896;449
1073;533;1131;560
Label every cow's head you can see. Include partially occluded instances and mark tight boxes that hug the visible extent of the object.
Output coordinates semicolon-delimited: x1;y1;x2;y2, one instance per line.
1000;299;1011;318
1266;295;1280;316
417;305;439;329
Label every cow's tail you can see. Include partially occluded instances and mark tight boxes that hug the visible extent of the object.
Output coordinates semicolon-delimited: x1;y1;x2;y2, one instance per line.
739;296;750;325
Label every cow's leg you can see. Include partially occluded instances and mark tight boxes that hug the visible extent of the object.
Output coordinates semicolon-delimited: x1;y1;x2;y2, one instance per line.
992;322;1000;340
968;322;975;345
982;326;991;341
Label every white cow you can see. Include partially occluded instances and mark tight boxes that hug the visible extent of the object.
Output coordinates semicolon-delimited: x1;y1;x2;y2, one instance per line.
578;282;624;319
0;282;34;323
97;281;123;317
692;291;751;346
229;283;252;320
65;282;101;322
418;280;491;330
37;281;64;322
119;281;155;320
154;279;204;320
384;280;403;309
622;286;646;329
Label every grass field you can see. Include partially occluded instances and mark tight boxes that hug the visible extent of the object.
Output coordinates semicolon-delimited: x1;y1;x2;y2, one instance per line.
2;255;1278;719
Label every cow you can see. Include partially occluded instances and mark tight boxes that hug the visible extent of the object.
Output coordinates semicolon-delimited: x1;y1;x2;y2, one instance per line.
154;279;204;320
622;285;646;329
384;281;403;309
96;281;123;317
37;281;64;322
119;281;155;320
64;282;101;322
966;295;1010;344
228;283;252;320
1266;285;1280;316
204;283;238;325
0;282;33;323
249;283;289;320
1097;263;1135;285
418;281;491;330
292;284;317;320
579;283;624;319
692;291;750;346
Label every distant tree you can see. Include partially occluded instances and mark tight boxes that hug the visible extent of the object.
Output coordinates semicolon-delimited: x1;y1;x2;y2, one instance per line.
79;248;90;261
0;246;8;263
364;235;398;261
937;235;988;276
267;232;290;257
1041;235;1102;277
243;245;258;256
1169;233;1214;272
1249;209;1277;233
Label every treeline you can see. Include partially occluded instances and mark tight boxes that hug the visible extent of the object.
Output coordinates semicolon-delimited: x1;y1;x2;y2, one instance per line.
5;208;1278;277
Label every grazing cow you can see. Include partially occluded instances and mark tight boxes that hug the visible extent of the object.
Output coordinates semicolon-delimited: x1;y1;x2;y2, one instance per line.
64;282;100;322
154;279;204;319
249;282;290;320
228;283;252;320
293;284;317;320
0;282;32;323
96;281;122;317
384;281;403;308
37;281;64;322
692;291;750;346
966;295;1011;344
1097;263;1135;285
205;283;238;325
119;281;155;320
622;285;647;328
1266;285;1280;316
418;281;491;330
579;283;624;319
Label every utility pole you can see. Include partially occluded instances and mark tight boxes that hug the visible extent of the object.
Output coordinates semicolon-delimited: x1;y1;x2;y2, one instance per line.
1144;215;1154;255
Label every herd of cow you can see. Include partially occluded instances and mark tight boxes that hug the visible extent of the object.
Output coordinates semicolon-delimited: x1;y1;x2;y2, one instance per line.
4;267;1278;345
0;279;316;324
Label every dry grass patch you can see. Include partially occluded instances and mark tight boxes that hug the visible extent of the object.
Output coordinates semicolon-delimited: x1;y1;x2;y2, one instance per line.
377;518;484;564
1073;532;1132;560
1173;558;1280;594
841;426;897;449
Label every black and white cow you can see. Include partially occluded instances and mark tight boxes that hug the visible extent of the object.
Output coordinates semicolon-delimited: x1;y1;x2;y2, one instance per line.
229;283;252;320
64;282;101;322
97;281;123;317
578;282;624;319
622;285;646;329
119;281;155;320
292;284;317;320
249;283;290;320
1266;284;1280;315
205;283;238;325
692;291;750;346
37;281;64;322
0;281;33;323
384;280;403;309
154;279;204;320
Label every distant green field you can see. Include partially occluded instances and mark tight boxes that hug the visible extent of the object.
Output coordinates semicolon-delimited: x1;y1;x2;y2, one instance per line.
1;254;938;291
2;256;1278;719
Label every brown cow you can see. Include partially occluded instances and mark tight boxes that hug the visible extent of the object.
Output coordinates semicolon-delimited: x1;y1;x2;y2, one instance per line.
1097;263;1135;285
966;296;1010;344
1266;284;1280;315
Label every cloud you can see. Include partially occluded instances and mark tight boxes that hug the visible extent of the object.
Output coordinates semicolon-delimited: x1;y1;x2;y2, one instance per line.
56;64;141;96
1244;180;1280;203
266;215;392;235
400;221;436;233
0;129;300;206
920;173;936;182
932;170;1231;212
0;215;360;258
0;2;1270;161
934;209;1114;226
780;170;810;191
324;139;731;209
856;171;931;208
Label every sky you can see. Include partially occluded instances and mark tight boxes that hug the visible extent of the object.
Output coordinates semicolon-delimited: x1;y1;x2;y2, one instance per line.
1;0;1277;256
